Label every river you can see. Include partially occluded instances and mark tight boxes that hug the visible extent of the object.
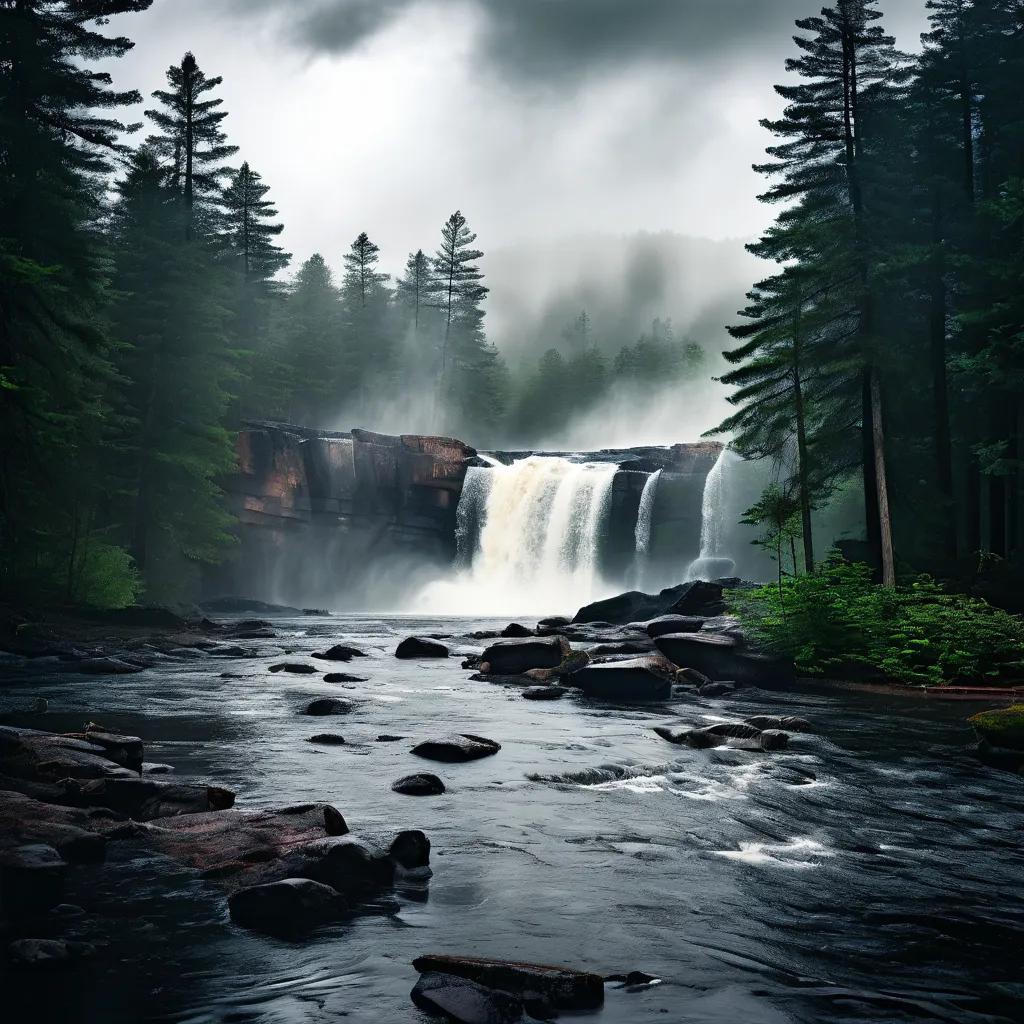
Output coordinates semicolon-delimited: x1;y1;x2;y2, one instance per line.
2;613;1022;1023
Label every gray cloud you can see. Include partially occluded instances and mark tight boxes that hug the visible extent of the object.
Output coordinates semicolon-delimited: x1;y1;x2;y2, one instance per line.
230;0;875;81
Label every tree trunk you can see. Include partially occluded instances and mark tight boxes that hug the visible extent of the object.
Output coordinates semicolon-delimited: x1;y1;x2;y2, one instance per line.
862;369;883;575
792;302;815;573
870;368;896;586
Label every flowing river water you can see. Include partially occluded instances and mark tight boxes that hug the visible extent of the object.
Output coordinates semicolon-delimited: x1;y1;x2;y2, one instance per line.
2;613;1023;1023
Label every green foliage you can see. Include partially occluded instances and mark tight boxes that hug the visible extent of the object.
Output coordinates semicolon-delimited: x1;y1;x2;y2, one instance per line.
71;541;142;610
729;555;1024;685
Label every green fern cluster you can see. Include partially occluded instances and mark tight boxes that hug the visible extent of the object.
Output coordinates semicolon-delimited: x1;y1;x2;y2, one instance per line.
727;555;1024;686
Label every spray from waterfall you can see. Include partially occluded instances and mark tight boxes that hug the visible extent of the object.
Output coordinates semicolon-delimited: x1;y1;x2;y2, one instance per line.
684;447;735;582
632;469;662;589
416;456;618;615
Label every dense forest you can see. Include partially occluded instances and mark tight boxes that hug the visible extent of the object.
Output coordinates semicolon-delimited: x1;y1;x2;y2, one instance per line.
1;0;1022;607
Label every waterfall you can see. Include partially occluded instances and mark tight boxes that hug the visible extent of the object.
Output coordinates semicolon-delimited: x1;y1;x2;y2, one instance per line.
417;456;618;615
632;469;662;589
684;448;735;582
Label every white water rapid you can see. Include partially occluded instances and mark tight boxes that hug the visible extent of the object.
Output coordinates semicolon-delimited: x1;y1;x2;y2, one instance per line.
632;469;662;589
685;447;735;581
418;456;618;615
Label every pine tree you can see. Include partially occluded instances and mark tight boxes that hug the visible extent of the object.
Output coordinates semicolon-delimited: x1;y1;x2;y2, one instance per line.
561;310;592;351
754;0;906;584
397;249;434;333
0;0;153;604
220;162;290;418
108;148;238;600
431;211;490;430
340;231;393;408
282;253;344;424
145;52;238;239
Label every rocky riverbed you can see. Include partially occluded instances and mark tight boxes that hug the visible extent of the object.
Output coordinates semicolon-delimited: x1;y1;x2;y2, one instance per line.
1;605;1022;1022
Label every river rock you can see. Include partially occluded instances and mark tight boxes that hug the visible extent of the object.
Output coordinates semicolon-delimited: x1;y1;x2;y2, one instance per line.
392;773;446;796
643;614;705;638
228;877;347;934
969;705;1024;751
523;685;568;701
500;622;534;638
480;636;569;675
588;640;656;657
8;938;96;967
571;657;673;701
323;673;368;683
413;955;605;1012
0;843;68;914
573;580;727;625
308;733;346;745
304;698;354;716
396;637;450;658
654;722;789;752
523;668;554;682
411;734;501;763
280;835;396;892
390;829;431;870
537;615;572;629
68;778;236;820
411;972;522;1024
61;729;144;772
654;633;795;686
697;681;736;697
270;662;318;674
313;644;367;661
745;715;814;733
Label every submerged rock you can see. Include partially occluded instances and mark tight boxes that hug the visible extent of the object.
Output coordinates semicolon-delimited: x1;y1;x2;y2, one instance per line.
745;715;814;733
228;877;347;934
313;645;367;661
396;637;450;659
412;954;605;1012
8;938;96;967
411;734;501;763
654;722;789;752
304;698;354;716
392;773;446;796
269;662;317;674
0;843;65;914
411;971;522;1024
323;673;369;683
77;658;143;675
307;733;346;745
523;685;569;701
480;636;569;675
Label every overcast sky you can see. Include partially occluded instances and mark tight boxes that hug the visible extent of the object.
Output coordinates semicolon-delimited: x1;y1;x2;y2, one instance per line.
106;0;931;283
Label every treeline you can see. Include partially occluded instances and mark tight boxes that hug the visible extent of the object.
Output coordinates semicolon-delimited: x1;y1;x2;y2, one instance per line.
714;0;1024;581
0;2;700;607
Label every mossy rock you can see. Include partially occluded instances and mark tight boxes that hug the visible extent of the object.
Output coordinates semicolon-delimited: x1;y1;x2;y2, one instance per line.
968;704;1024;751
554;651;591;676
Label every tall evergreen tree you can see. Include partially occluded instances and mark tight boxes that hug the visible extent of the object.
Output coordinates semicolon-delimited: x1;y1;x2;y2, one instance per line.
0;0;152;604
145;52;238;238
752;0;906;584
340;231;392;406
396;249;433;333
561;310;592;351
108;148;238;600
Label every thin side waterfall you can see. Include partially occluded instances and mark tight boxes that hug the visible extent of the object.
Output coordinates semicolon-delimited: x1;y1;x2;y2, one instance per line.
417;456;618;615
684;448;735;581
632;469;662;589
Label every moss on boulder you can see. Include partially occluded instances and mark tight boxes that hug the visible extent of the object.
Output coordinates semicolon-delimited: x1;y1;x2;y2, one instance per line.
968;704;1024;751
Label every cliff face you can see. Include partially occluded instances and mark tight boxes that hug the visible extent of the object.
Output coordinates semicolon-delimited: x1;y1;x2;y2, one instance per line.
209;423;721;606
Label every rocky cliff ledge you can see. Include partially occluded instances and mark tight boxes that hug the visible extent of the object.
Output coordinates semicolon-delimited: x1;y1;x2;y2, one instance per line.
207;423;721;606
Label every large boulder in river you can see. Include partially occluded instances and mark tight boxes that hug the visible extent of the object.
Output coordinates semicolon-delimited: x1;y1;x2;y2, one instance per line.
413;954;605;1013
573;580;726;625
411;734;501;763
313;644;367;661
412;972;523;1024
571;657;673;701
228;877;347;934
396;637;449;659
969;705;1024;751
392;773;446;796
304;698;355;716
480;636;569;675
654;632;795;686
643;614;705;638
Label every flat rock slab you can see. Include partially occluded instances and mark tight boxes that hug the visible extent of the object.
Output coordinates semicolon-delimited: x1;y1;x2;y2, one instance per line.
304;698;355;716
269;663;318;674
654;632;795;687
313;645;368;661
522;685;569;701
481;636;568;675
571;658;673;701
411;734;501;763
323;673;369;683
392;773;446;796
642;614;705;638
412;972;522;1024
396;637;450;658
413;954;605;1012
228;877;347;934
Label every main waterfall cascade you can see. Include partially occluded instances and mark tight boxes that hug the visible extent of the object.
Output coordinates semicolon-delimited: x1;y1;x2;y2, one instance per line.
684;447;736;582
632;469;662;589
419;457;620;615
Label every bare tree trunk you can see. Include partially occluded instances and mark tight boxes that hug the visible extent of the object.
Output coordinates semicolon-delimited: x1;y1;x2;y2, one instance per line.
870;368;895;586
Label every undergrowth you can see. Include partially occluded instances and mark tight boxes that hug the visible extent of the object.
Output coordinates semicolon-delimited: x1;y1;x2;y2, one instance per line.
726;555;1024;685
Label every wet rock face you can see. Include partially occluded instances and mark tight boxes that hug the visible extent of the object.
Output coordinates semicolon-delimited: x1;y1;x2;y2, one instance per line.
396;637;450;659
304;698;355;716
522;685;569;701
571;658;674;701
313;645;367;662
573;580;727;625
411;972;523;1024
642;614;705;638
480;637;569;675
392;773;446;796
654;722;791;752
654;632;795;687
411;735;501;763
